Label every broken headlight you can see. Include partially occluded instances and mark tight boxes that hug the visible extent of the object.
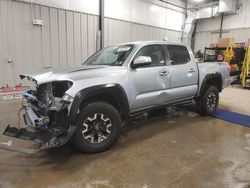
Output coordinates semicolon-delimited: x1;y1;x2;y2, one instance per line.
62;93;74;103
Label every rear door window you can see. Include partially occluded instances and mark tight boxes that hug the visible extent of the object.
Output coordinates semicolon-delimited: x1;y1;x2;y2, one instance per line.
166;45;190;65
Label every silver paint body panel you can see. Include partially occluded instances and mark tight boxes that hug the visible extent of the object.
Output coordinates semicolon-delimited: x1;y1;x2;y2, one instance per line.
21;41;230;113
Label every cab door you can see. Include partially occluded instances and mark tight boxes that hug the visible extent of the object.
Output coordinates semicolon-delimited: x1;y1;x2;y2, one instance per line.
129;44;171;111
163;44;199;101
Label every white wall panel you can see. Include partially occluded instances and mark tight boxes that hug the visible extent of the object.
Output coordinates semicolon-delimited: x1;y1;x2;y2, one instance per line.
194;32;212;52
93;16;98;53
196;0;250;32
22;3;34;73
12;1;23;82
25;0;99;15
113;20;119;44
196;17;221;32
0;0;88;85
73;12;82;67
107;19;114;46
131;0;167;29
41;6;51;68
0;0;7;85
69;0;99;15
165;9;185;31
106;18;182;44
50;8;60;68
120;21;131;43
66;11;74;68
148;27;154;40
58;9;67;68
104;0;132;21
19;0;185;31
104;18;109;47
7;1;18;85
0;0;182;86
35;0;69;10
222;0;250;29
31;4;43;72
80;13;88;62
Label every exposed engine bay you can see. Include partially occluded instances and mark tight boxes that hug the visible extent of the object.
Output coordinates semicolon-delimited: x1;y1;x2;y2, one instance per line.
2;80;76;154
23;81;73;129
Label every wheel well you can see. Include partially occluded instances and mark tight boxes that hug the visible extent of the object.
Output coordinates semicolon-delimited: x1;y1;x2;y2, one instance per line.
206;77;222;92
79;88;129;121
200;73;223;95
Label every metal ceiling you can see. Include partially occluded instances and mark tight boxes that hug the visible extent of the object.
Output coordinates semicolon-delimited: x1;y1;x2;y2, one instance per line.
187;0;219;7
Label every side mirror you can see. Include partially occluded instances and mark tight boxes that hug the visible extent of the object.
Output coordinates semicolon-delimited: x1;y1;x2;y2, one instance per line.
131;56;152;68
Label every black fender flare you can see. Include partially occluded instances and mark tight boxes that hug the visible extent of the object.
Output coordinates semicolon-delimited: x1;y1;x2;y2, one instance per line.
68;83;129;125
199;72;223;96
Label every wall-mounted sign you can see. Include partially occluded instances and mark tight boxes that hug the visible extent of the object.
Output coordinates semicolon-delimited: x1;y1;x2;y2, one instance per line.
32;19;43;26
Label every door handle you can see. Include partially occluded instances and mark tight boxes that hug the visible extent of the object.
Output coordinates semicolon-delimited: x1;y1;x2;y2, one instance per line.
160;71;169;76
188;68;195;73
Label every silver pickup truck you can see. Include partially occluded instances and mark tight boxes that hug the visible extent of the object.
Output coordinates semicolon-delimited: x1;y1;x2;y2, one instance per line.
1;41;230;154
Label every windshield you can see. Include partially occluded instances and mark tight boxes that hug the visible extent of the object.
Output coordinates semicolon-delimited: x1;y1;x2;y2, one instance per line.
84;44;134;66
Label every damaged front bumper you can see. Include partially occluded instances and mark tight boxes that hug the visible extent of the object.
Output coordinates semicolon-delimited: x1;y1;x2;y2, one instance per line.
1;125;45;154
1;124;75;154
0;99;75;155
0;74;76;154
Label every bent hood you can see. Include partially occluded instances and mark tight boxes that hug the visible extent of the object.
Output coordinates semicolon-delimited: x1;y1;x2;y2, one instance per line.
20;65;125;85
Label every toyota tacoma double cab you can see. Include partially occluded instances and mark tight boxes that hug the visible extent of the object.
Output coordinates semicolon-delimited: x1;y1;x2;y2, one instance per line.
0;41;230;154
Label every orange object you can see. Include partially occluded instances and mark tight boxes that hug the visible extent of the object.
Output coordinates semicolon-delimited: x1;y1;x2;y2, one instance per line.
230;64;238;73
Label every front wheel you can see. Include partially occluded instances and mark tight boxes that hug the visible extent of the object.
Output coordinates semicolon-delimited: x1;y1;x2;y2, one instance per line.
71;102;122;153
196;85;219;116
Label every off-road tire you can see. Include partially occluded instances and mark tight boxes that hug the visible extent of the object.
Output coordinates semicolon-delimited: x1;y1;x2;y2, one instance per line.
196;85;219;116
71;102;121;153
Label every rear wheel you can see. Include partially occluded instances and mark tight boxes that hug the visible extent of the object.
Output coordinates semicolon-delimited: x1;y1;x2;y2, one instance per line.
71;102;121;153
196;85;219;116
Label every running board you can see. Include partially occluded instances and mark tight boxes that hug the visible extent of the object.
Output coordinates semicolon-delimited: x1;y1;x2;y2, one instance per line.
130;99;195;116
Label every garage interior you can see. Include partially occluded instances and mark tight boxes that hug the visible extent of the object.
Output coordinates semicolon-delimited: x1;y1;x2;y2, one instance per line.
0;0;250;188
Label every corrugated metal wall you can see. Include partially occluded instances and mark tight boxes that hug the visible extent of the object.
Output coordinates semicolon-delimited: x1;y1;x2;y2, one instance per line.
104;18;181;46
194;28;250;52
0;0;181;86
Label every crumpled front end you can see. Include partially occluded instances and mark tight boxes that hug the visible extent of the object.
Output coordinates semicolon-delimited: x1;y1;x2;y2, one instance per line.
0;77;76;154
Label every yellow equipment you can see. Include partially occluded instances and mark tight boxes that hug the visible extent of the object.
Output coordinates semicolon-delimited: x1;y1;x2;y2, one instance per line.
224;45;234;63
241;45;250;88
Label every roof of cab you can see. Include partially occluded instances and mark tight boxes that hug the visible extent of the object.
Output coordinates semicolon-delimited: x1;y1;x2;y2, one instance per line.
119;40;185;46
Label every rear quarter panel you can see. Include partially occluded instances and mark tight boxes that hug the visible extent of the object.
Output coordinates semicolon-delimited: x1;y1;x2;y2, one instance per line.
197;62;230;93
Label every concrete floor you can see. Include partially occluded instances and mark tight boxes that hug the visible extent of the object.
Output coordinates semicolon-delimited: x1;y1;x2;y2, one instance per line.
0;86;250;188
